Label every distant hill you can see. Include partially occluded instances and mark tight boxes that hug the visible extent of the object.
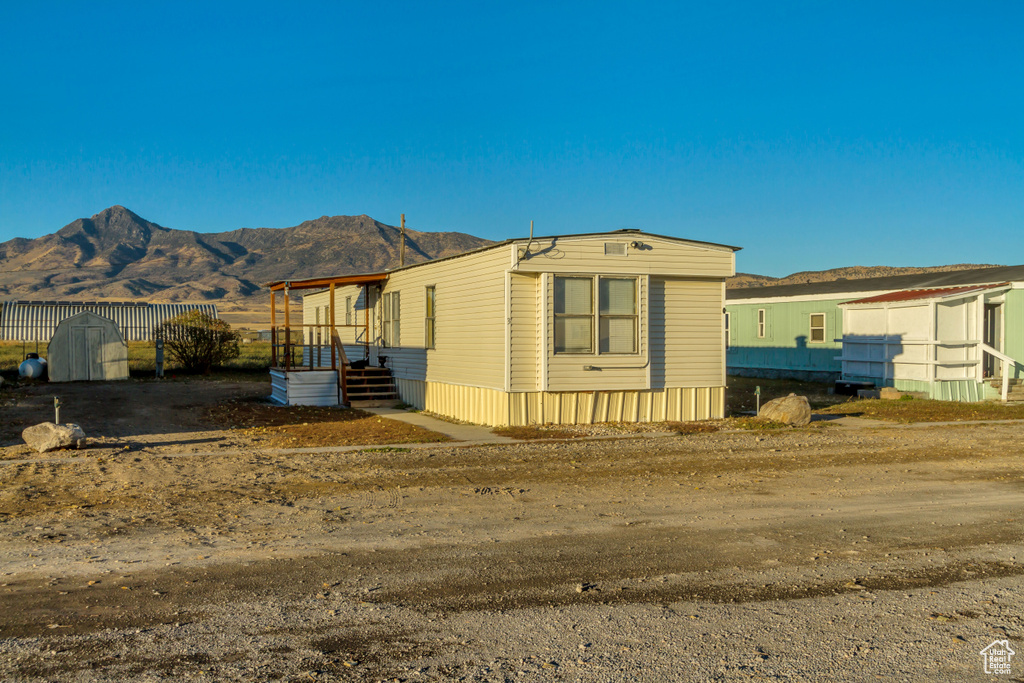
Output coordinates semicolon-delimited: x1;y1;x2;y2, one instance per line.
727;264;1001;290
0;207;1004;309
0;206;492;306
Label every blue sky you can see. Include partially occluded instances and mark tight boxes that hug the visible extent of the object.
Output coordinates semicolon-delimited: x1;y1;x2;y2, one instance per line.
1;2;1021;276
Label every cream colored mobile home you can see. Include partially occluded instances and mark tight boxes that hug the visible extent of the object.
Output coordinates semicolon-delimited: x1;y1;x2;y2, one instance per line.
268;230;739;426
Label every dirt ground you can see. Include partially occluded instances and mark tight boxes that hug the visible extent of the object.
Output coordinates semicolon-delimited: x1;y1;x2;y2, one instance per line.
0;378;450;458
1;380;1023;681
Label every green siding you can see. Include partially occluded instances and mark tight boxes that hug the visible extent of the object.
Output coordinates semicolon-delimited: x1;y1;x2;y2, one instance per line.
1004;289;1024;377
726;299;845;376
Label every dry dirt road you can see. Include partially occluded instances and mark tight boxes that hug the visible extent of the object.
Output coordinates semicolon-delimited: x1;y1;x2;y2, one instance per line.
0;382;1023;681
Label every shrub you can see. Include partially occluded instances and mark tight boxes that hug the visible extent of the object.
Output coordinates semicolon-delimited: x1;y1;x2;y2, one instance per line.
156;311;240;374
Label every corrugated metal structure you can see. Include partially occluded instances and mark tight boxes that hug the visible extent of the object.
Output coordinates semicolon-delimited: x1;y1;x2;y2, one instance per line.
0;300;219;342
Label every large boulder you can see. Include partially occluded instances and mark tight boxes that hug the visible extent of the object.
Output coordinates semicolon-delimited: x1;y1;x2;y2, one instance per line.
22;423;87;453
758;393;812;426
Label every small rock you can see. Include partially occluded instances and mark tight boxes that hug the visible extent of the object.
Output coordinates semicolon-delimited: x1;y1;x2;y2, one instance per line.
758;394;811;426
22;422;87;453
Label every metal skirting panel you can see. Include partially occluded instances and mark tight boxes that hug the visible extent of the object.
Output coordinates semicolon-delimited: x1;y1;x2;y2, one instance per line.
0;301;219;341
394;378;724;426
893;378;985;402
270;369;339;406
394;378;509;426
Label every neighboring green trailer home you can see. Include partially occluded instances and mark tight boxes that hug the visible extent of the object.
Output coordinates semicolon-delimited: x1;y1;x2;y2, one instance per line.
726;265;1024;400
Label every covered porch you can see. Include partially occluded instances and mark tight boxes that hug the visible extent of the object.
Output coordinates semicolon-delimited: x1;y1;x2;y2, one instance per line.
838;283;1024;401
265;273;390;406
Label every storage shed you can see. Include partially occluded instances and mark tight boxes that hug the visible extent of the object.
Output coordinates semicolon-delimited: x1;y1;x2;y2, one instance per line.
47;311;130;382
267;230;740;424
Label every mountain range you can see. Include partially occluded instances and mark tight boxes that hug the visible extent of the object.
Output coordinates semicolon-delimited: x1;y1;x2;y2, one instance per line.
0;206;1001;307
0;206;492;306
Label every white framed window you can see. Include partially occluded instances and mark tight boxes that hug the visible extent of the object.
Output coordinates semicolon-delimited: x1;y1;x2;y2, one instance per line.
382;291;400;347
724;311;730;349
757;309;766;338
554;275;638;355
345;296;352;326
425;285;436;349
809;313;826;343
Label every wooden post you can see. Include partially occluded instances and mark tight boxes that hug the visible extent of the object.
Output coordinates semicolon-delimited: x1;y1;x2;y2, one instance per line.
270;289;277;367
400;214;406;267
329;282;337;371
284;284;291;371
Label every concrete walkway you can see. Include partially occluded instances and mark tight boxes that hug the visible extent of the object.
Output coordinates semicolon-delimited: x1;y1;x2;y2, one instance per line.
362;407;518;444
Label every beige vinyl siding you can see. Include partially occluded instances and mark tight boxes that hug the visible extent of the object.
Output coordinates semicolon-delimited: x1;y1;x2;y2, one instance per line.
513;236;734;277
509;273;540;391
545;274;649;392
650;277;725;388
383;247;508;390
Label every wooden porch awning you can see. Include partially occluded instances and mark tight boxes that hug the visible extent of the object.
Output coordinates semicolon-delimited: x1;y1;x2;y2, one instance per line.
265;272;388;292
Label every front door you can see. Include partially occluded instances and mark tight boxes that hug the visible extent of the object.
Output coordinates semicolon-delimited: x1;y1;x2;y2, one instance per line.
984;304;1002;378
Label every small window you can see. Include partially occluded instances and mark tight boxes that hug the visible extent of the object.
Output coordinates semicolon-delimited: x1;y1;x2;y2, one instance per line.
554;276;594;354
757;309;766;338
425;286;436;349
383;291;400;347
345;296;352;326
809;313;826;343
724;311;730;349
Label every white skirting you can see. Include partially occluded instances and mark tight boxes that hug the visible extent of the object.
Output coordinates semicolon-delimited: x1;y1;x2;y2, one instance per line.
270;369;340;406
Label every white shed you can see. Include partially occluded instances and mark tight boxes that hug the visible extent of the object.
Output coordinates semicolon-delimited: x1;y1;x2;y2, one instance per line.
48;311;130;382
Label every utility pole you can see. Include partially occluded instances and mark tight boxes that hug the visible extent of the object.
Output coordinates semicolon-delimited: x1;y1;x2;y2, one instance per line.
400;214;406;268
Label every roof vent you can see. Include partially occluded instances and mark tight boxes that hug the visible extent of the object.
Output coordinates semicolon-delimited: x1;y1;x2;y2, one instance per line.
604;242;627;256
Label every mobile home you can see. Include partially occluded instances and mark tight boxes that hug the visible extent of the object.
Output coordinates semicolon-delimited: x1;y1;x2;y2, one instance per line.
726;265;1024;400
267;230;740;425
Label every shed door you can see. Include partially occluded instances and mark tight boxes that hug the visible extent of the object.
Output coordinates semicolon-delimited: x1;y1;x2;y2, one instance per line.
87;327;104;379
71;328;90;381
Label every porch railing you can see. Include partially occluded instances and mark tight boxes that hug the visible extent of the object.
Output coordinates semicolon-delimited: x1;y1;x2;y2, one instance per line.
981;343;1024;402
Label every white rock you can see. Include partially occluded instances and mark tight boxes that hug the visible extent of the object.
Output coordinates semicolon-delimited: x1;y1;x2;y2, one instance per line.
758;394;811;427
22;422;87;453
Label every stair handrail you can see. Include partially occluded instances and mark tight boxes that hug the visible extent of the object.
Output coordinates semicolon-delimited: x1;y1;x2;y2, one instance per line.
980;343;1022;402
331;330;350;406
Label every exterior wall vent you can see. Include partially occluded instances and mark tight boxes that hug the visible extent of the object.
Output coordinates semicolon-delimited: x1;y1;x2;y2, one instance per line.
604;242;627;256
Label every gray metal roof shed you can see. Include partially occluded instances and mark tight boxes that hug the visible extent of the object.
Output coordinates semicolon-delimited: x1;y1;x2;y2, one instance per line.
47;311;130;382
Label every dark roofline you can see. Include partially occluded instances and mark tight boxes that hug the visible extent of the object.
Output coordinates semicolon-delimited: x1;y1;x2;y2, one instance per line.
726;264;1024;301
266;230;741;290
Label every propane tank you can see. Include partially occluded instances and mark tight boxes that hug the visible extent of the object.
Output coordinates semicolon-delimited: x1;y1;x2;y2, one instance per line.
19;353;47;380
